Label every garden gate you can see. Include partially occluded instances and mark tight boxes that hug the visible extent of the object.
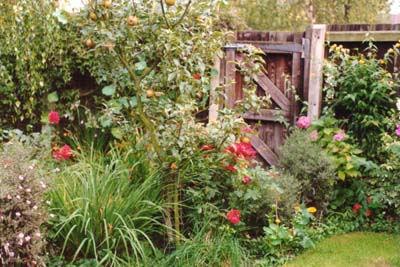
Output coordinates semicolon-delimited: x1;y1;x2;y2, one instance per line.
210;26;326;166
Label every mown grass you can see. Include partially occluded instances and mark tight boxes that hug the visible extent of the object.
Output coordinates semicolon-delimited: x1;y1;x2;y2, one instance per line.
286;232;400;267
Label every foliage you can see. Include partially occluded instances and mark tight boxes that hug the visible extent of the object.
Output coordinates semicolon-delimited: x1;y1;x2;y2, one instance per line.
323;42;399;161
0;0;79;131
278;129;337;211
151;225;252;267
47;145;164;266
310;115;372;181
226;0;390;31
255;207;316;266
0;139;49;266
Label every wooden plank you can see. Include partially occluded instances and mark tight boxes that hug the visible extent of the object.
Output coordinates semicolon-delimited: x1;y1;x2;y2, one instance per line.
225;48;236;108
291;52;302;124
225;42;304;54
209;56;220;122
307;24;326;119
250;135;279;166
243;109;290;121
326;30;400;42
255;71;290;111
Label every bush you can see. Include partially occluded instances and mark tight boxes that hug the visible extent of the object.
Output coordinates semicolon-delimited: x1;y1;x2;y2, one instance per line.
323;43;399;161
278;129;337;211
0;140;49;266
48;145;164;266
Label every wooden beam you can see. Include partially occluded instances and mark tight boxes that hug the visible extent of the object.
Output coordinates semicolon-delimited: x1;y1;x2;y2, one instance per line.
209;56;220;122
250;135;279;166
226;42;304;54
307;24;326;119
225;49;236;108
254;71;290;111
243;109;290;121
326;31;400;42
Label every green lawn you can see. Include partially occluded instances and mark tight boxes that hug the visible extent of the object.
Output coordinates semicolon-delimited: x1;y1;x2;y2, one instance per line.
286;232;400;267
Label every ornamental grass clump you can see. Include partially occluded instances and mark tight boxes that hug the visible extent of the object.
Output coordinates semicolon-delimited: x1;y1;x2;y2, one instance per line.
0;140;49;266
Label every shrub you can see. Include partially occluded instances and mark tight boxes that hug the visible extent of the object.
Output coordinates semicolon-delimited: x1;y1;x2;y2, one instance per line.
48;145;164;266
0;140;49;266
278;129;337;211
323;42;399;161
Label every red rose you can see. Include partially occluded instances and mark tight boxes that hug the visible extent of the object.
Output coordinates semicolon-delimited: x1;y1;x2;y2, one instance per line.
367;196;372;203
353;203;361;213
226;165;237;173
242;175;251;185
193;73;201;80
202;145;213;151
226;209;240;224
53;145;72;161
365;210;372;217
48;111;60;124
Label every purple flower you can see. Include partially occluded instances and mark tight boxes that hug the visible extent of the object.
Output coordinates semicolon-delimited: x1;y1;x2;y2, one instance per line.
296;116;312;129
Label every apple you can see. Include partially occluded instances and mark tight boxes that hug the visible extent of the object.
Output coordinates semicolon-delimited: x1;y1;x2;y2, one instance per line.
165;0;176;6
127;15;138;26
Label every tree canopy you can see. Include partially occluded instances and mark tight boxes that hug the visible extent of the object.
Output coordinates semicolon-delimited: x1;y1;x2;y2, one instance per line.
226;0;391;31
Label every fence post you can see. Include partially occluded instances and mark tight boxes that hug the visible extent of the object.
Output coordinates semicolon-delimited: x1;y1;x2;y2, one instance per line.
306;24;326;119
209;56;221;122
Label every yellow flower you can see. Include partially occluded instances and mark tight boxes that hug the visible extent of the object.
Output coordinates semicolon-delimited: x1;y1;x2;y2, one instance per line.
358;59;365;64
275;218;281;224
388;48;394;53
307;207;317;213
294;206;301;211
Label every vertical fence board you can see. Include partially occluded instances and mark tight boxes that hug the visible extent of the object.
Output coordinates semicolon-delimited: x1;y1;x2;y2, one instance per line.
307;24;326;119
225;49;236;108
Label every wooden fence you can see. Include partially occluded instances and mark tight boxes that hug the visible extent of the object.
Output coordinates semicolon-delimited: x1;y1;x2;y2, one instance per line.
210;24;400;166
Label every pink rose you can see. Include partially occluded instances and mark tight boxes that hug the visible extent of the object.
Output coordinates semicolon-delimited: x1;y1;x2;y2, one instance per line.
296;116;311;129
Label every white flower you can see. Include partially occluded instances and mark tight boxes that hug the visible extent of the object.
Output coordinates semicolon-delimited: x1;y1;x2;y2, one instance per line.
8;252;14;257
7;194;12;200
18;175;25;181
397;98;400;111
26;200;31;205
26;188;31;193
33;206;38;210
50;213;55;218
15;212;21;217
18;233;24;239
16;195;21;200
28;164;35;170
25;236;31;242
35;232;41;238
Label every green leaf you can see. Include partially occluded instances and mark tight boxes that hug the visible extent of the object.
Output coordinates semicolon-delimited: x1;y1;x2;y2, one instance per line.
47;91;59;103
111;128;123;140
102;85;116;96
338;170;346;180
210;68;219;76
135;61;147;71
130;97;138;108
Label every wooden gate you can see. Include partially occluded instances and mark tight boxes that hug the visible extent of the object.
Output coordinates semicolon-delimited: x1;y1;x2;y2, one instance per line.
215;31;311;166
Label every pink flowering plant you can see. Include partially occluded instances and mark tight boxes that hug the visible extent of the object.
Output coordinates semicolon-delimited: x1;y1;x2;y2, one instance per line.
0;139;49;266
308;115;365;181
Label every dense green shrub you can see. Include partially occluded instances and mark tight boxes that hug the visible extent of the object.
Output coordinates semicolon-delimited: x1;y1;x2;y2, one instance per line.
323;43;399;161
0;0;80;132
278;129;337;211
0;139;49;266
